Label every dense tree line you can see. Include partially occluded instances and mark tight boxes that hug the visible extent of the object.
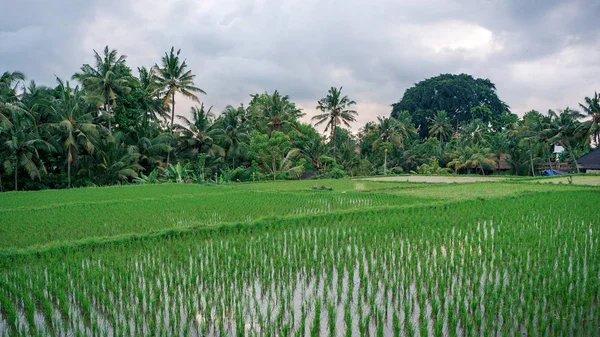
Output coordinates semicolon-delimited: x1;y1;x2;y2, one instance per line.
1;47;599;191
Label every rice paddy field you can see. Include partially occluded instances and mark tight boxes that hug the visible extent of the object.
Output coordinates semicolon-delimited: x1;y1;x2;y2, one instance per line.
0;177;599;336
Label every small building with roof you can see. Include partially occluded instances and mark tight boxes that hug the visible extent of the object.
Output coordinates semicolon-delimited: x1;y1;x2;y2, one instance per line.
578;148;600;173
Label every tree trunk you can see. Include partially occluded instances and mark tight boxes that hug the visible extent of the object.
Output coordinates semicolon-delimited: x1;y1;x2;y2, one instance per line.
384;150;387;175
68;157;71;188
331;120;337;158
170;91;176;133
529;148;535;176
14;158;18;191
107;104;112;134
567;145;580;173
272;156;276;182
167;92;175;167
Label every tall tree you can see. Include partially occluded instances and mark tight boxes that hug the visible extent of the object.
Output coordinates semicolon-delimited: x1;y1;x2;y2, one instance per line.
312;86;358;156
154;47;206;133
49;79;99;188
578;92;600;147
391;74;511;137
73;46;132;133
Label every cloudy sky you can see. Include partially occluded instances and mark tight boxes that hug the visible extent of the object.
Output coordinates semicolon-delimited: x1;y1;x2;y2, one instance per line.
1;0;599;132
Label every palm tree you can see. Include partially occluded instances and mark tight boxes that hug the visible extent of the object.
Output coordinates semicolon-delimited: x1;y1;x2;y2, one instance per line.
80;132;143;185
507;111;545;176
1;105;53;191
124;124;171;171
73;46;132;133
0;71;26;126
428;110;453;144
465;144;495;174
154;47;206;133
137;66;168;125
21;81;54;125
446;144;494;174
215;105;249;168
543;108;585;173
578;92;600;146
175;104;222;161
312;87;357;156
300;138;329;171
49;79;99;188
249;91;304;134
372;114;415;152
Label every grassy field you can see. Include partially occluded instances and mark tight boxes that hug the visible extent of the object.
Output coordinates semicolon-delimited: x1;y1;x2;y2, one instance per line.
0;178;599;336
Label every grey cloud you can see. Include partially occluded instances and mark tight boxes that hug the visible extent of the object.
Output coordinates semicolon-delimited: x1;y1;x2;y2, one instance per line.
2;0;600;131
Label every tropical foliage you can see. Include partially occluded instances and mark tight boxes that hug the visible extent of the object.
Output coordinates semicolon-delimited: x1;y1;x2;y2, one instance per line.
0;48;598;191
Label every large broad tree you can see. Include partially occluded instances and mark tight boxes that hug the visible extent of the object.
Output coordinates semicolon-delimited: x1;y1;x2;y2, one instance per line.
391;73;512;138
154;47;206;133
312;86;358;156
73;46;132;133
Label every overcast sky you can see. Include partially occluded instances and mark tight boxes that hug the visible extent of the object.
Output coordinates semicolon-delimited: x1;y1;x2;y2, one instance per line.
2;0;600;132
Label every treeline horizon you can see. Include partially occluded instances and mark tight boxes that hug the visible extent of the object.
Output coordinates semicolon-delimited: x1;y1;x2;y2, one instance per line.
1;46;599;191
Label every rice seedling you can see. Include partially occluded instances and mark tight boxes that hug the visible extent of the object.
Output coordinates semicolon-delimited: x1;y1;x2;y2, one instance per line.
0;183;598;336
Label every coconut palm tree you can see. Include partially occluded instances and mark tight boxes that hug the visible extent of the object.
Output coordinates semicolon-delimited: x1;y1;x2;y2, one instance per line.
124;124;171;172
428;110;454;144
578;92;600;146
300;138;329;171
80;132;143;185
1;105;53;191
137;66;168;125
73;46;132;133
543;108;585;173
312;87;357;156
372;114;415;152
154;47;206;133
175;104;222;160
21;81;54;125
446;144;495;174
249;91;304;134
0;71;25;126
49;79;100;188
215;105;249;168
